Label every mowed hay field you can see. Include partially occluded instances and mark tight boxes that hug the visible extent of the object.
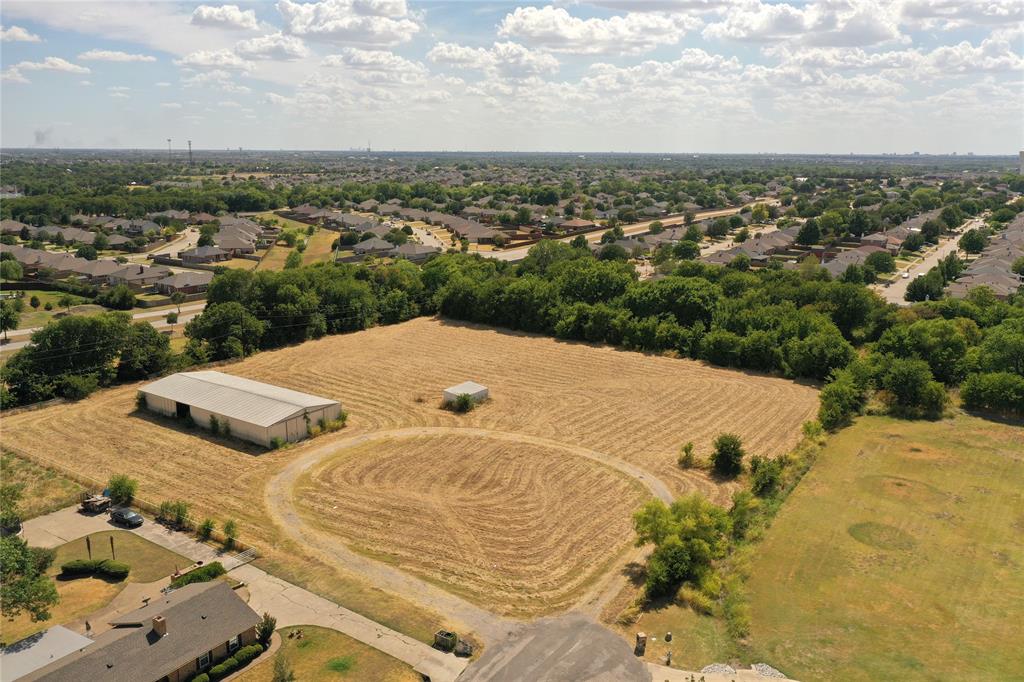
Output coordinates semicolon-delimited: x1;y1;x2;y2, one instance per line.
745;415;1024;681
295;432;648;615
1;318;817;617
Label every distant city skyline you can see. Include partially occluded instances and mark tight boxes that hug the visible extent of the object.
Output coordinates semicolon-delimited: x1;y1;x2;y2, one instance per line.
2;1;1023;154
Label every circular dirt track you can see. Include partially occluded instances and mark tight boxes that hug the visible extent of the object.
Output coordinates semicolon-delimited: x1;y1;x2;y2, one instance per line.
290;429;654;617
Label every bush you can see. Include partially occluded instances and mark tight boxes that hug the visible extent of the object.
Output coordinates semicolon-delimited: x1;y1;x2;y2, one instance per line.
710;433;744;477
256;612;277;646
451;393;475;413
234;644;263;665
960;372;1024;416
198;518;215;541
191;675;210;682
169;562;225;588
59;373;99;400
677;441;695;468
61;559;101;576
108;474;138;505
44;301;53;311
222;519;237;550
677;584;714;615
96;284;136;310
99;560;130;579
749;455;782;497
209;656;238;679
270;437;285;450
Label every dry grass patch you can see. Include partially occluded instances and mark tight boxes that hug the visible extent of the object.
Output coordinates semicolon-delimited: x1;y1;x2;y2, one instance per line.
1;318;817;622
0;452;83;520
295;432;647;615
302;229;338;265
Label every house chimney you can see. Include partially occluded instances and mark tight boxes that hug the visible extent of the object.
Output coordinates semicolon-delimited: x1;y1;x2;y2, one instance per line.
152;615;167;637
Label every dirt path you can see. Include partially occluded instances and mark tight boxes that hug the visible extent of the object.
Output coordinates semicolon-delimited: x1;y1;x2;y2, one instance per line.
263;426;675;644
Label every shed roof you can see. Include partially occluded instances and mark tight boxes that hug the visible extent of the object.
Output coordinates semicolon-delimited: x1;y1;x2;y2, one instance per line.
444;381;487;395
140;371;338;427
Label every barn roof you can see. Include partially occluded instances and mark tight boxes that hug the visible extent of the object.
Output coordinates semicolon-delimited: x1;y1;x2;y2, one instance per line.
140;371;338;427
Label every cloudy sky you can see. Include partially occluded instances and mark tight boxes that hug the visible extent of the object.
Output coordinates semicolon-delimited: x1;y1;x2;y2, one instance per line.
1;0;1022;153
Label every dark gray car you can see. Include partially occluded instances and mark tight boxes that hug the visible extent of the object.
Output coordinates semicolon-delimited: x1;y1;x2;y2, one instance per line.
111;509;144;528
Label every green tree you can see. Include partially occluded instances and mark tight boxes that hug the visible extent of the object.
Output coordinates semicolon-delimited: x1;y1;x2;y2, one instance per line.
958;229;987;254
223;519;238;550
865;250;895;273
256;611;277;646
170;291;186;314
0;259;23;280
97;284;137;310
29;295;40;309
0;535;60;622
273;655;297;682
108;474;138;505
185;302;265;360
117;322;172;380
710;433;745;477
58;294;74;314
0;482;25;530
0;300;20;341
796;218;820;245
284;250;303;269
75;245;98;260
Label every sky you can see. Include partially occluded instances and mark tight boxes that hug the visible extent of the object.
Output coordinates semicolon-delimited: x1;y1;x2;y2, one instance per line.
1;0;1022;154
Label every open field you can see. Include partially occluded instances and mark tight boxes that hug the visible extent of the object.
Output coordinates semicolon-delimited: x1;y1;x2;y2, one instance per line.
745;415;1024;681
0;318;817;626
236;626;419;682
302;228;337;265
256;244;295;270
295;432;648;615
0;452;83;520
252;210;313;233
0;530;189;644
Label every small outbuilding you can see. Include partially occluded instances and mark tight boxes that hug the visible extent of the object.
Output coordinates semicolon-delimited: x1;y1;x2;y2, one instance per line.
139;371;342;447
442;381;489;406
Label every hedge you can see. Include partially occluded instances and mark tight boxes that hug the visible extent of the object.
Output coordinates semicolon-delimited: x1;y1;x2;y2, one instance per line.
169;561;225;589
234;644;263;666
191;675;209;682
209;656;238;679
60;559;130;580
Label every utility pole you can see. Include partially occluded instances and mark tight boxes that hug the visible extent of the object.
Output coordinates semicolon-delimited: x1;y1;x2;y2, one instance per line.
166;138;172;164
187;140;193;167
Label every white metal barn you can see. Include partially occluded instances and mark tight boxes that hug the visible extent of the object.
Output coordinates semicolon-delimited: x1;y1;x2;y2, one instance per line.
442;381;489;405
139;371;342;447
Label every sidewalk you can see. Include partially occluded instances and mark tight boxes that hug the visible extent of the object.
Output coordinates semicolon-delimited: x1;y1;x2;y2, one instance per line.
20;506;468;682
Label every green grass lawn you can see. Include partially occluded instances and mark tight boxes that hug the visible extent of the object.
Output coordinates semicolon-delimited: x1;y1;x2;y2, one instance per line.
235;626;419;682
0;531;190;645
745;414;1024;681
10;290;92;328
0;452;84;520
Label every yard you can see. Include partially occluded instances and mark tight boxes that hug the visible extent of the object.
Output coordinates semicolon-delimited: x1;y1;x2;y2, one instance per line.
0;531;190;645
256;244;296;271
8;290;97;329
301;228;338;265
0;318;818;631
235;626;419;682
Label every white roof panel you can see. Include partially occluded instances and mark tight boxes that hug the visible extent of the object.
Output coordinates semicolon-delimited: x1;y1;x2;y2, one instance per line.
141;371;338;428
444;381;488;395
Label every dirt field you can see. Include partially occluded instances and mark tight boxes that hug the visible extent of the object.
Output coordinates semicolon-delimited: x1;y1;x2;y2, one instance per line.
295;432;648;615
0;318;817;622
302;228;337;265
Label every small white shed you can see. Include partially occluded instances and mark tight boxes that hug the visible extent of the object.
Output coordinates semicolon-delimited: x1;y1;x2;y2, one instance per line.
442;381;489;405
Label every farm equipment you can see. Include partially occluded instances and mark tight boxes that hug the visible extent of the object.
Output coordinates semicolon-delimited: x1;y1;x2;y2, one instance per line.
80;493;111;514
432;630;473;657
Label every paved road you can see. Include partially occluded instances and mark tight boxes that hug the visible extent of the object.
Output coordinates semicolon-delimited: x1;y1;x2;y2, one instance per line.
485;201;778;263
873;220;976;305
20;506;468;682
149;228;200;257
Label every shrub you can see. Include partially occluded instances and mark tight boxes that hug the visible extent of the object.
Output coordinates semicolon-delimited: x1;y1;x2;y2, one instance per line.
960;371;1024;416
198;518;215;541
270;437;285;450
710;433;744;477
677;441;695;468
209;415;221;435
234;644;263;665
96;284;136;310
256;612;277;646
749;456;782;497
166;312;178;324
61;559;102;576
99;560;130;579
191;675;210;682
59;374;99;400
169;562;225;588
108;474;138;505
677;584;714;615
209;656;238;679
44;301;53;311
222;519;237;550
452;393;475;413
135;392;147;410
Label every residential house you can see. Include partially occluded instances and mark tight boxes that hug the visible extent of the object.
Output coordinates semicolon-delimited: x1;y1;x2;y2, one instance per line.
353;237;394;255
180;246;230;264
108;264;172;290
21;581;262;682
155;271;214;295
390;243;440;262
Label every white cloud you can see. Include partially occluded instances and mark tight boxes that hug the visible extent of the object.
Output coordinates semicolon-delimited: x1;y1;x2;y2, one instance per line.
181;69;252;93
277;0;420;46
2;57;91;84
321;47;427;84
1;24;42;42
703;0;905;47
155;81;171;87
191;4;259;30
900;0;1024;30
78;49;157;62
161;102;182;109
175;49;251;70
79;80;93;86
497;5;701;55
107;85;131;92
235;32;310;60
428;41;560;78
109;91;130;99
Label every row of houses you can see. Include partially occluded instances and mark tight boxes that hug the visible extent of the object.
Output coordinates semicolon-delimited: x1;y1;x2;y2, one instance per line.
1;221;134;249
946;214;1024;300
703;227;802;266
1;245;212;295
286;204;504;244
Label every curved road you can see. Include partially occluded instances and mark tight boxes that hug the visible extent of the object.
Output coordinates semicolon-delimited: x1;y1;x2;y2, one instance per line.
264;426;674;643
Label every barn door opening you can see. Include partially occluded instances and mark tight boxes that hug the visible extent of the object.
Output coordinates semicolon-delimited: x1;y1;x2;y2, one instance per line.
175;402;190;419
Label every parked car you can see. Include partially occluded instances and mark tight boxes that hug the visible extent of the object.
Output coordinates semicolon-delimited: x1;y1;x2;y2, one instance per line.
111;509;144;528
